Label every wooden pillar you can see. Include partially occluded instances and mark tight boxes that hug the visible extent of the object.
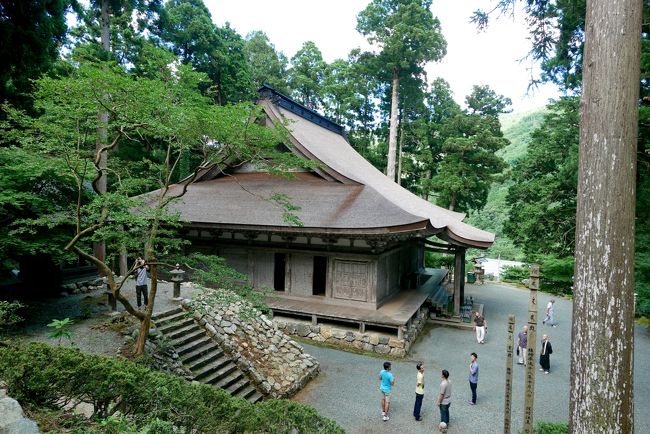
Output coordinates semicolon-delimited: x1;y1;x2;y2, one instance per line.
453;248;466;315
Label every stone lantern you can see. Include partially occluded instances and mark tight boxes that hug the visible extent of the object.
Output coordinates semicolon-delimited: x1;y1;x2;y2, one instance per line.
170;264;185;300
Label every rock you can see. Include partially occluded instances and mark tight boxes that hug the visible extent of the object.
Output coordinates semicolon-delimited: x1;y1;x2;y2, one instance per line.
296;323;310;337
312;335;325;342
0;390;6;399
388;338;404;349
80;286;88;292
390;348;406;357
320;326;332;339
2;418;40;434
375;344;390;354
309;325;320;333
332;330;346;339
344;333;355;342
0;398;24;428
205;324;217;335
220;320;232;328
362;343;375;352
378;336;390;345
369;335;380;346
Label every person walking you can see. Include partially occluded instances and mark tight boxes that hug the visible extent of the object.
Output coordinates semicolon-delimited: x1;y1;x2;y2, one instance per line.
468;352;479;405
413;361;425;421
133;257;149;310
539;335;553;374
436;369;452;432
517;325;528;365
543;299;557;327
379;361;395;421
473;311;487;344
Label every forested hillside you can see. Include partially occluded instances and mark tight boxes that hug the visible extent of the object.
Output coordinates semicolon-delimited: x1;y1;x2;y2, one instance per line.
466;108;546;261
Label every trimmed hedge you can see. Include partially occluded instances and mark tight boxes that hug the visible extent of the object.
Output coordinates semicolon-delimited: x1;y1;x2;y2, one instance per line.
0;342;343;434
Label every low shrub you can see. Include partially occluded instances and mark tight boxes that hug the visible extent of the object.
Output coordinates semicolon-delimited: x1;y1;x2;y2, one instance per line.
534;421;569;434
501;264;529;283
0;342;343;434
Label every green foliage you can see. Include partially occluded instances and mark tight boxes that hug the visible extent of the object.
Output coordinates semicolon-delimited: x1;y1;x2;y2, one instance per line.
287;41;326;110
504;97;579;257
47;318;74;346
0;300;24;330
357;0;447;76
0;0;72;112
425;252;454;268
534;421;569;434
428;85;510;212
0;342;344;433
244;31;289;94
157;0;253;104
501;265;529;284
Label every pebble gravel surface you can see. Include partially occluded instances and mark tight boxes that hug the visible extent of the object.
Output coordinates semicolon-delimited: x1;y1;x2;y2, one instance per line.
293;283;650;434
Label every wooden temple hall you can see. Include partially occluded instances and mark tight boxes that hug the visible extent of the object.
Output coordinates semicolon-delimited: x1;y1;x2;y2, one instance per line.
165;85;494;342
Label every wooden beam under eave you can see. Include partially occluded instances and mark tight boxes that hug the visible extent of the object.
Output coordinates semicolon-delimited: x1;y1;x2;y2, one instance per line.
453;248;466;316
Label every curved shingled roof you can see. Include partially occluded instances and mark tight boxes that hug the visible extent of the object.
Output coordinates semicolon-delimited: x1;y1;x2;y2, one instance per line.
257;91;495;249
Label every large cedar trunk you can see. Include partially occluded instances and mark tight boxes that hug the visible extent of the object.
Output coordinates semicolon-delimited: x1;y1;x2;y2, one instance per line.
569;0;641;432
93;0;110;270
386;70;399;182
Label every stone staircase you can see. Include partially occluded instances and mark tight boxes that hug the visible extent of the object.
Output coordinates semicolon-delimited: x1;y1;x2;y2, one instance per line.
152;308;264;403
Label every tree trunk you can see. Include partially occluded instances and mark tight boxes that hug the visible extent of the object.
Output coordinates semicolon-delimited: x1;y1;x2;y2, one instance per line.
397;121;404;185
134;262;157;356
386;69;399;181
569;0;641;432
94;0;110;272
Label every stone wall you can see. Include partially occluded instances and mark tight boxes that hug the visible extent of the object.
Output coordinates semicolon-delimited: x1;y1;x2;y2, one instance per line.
275;306;429;358
183;290;319;399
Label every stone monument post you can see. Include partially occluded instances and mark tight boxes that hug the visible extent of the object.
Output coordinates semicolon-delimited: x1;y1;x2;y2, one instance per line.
523;264;540;434
504;314;515;434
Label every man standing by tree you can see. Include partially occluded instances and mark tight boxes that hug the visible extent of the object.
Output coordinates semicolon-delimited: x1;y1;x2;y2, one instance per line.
134;257;148;310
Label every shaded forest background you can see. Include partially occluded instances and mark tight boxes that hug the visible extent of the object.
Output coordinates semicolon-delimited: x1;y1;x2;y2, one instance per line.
0;0;648;317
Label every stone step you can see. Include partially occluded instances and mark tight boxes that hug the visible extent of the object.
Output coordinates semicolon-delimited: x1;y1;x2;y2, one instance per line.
152;307;183;321
185;347;225;370
158;317;196;335
154;310;190;328
168;328;206;348
176;336;213;357
247;390;264;403
163;322;202;341
214;370;244;390
192;355;233;381
227;377;251;396
181;343;222;365
202;362;239;386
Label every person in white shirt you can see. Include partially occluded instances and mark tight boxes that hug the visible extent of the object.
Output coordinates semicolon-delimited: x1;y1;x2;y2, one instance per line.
543;300;556;327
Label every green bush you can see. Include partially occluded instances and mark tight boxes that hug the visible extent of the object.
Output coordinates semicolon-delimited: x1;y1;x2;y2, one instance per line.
534;421;569;434
0;342;343;434
501;264;529;283
425;252;454;268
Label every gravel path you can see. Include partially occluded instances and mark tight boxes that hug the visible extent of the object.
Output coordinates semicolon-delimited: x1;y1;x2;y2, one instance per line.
9;279;199;356
293;283;650;434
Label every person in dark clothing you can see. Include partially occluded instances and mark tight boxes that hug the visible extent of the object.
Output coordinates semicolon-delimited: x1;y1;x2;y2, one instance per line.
413;361;425;421
539;334;553;374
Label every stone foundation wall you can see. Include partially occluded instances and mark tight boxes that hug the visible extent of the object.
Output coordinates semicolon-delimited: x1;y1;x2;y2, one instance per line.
183;290;319;399
275;306;429;358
